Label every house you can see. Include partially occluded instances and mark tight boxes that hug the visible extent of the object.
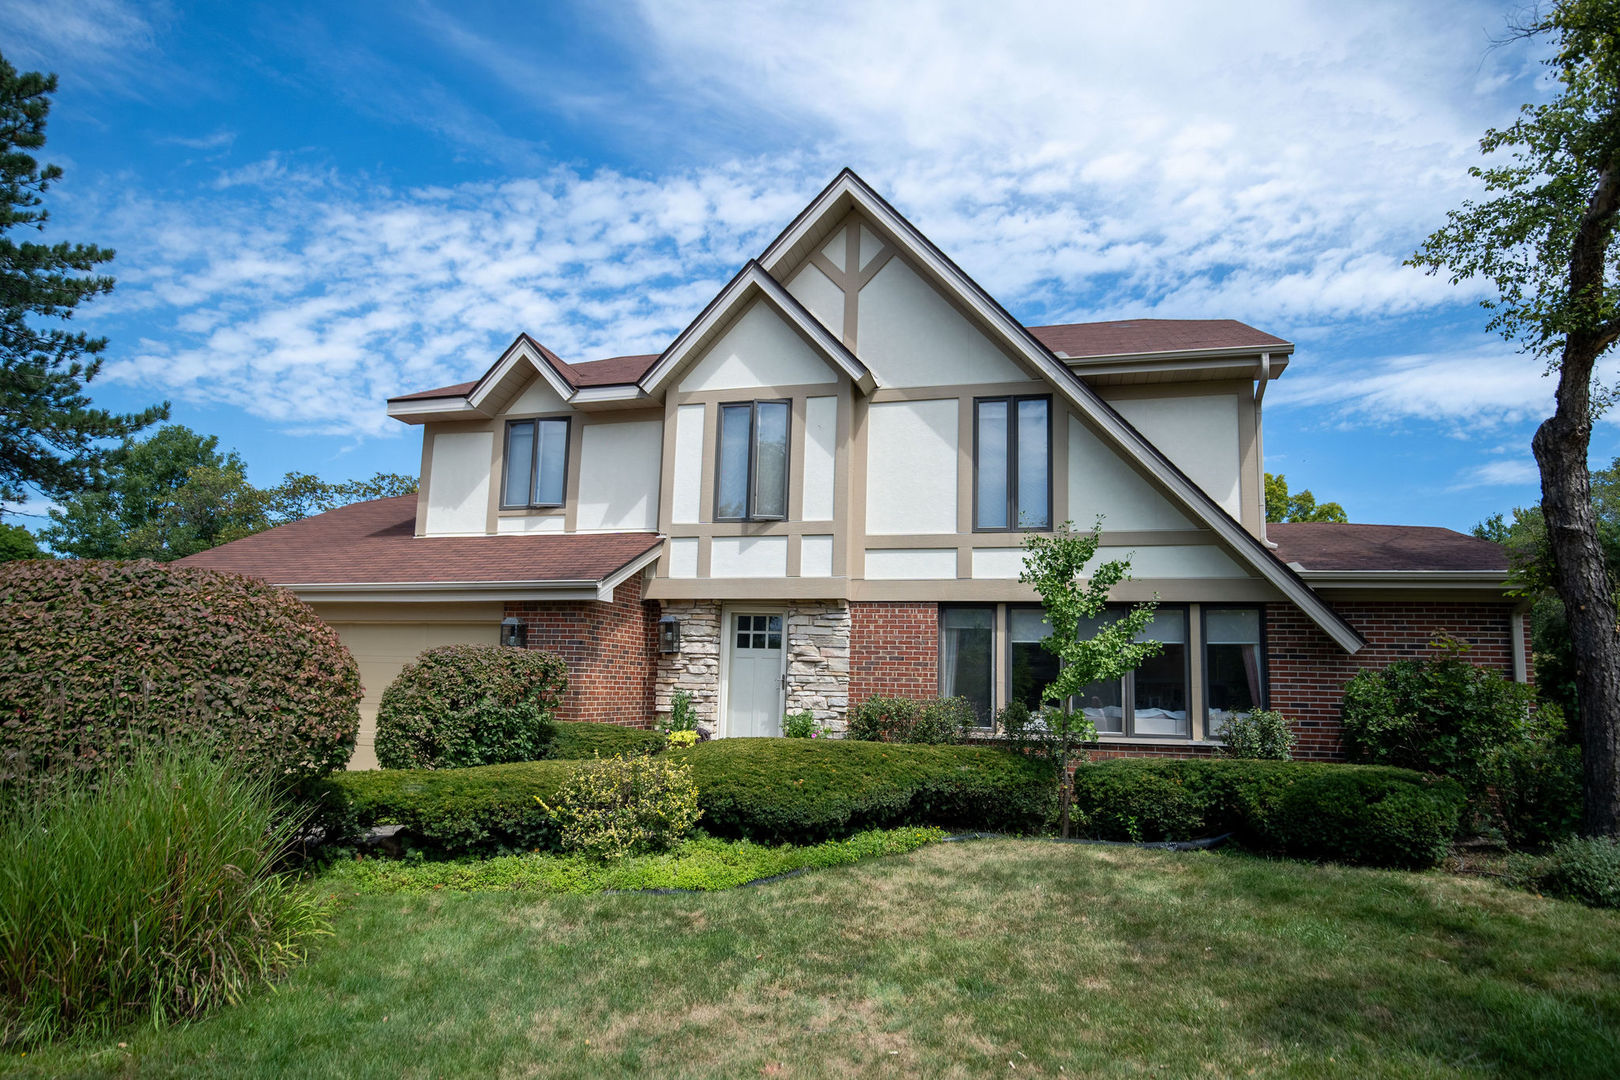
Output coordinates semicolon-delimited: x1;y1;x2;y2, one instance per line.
183;170;1525;770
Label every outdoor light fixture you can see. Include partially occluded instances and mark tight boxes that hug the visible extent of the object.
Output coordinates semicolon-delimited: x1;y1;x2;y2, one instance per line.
500;616;527;648
658;614;682;654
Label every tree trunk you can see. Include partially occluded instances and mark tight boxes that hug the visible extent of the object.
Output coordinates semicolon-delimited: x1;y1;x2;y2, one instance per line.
1534;161;1620;838
1058;740;1071;839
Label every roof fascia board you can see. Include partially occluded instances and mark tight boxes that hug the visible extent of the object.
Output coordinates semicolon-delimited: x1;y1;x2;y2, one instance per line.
466;335;577;412
386;398;487;424
595;543;665;600
1295;570;1511;588
1057;343;1295;364
762;169;1365;653
638;262;873;397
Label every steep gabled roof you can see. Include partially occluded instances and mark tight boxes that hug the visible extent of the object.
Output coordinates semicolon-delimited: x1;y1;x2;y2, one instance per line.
759;168;1365;653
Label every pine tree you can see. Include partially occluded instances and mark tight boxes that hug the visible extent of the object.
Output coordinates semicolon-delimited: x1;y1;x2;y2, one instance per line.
0;55;166;517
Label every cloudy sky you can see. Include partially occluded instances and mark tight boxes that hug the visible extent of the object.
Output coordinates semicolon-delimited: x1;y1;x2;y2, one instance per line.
2;0;1607;530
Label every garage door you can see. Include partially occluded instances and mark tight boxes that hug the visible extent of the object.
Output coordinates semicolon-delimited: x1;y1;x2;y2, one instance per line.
326;621;498;770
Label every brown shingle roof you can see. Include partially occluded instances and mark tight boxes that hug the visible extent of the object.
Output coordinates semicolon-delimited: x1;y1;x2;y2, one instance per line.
179;495;661;586
1028;319;1290;359
567;353;659;387
1267;523;1507;573
389;380;478;402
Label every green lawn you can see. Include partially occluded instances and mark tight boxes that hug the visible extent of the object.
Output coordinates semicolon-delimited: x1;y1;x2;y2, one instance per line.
8;840;1620;1079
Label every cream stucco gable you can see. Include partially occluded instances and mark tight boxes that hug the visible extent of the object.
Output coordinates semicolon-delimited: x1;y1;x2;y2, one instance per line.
856;257;1031;388
678;300;841;393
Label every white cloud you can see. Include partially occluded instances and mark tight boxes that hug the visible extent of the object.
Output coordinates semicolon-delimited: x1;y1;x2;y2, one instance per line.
1452;459;1541;489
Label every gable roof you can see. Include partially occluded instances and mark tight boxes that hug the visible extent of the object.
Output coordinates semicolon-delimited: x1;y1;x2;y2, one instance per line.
1269;523;1508;573
758;168;1365;653
179;495;663;602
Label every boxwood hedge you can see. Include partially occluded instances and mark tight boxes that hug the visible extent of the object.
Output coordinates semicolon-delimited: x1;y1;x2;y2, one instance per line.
0;559;360;792
544;721;665;760
1069;758;1466;868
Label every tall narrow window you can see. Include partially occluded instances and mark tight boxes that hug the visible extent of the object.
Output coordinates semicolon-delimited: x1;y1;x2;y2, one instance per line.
1009;606;1061;711
502;418;569;508
974;395;1050;530
1131;609;1189;737
1073;610;1126;733
1204;607;1264;739
939;606;994;725
715;400;790;521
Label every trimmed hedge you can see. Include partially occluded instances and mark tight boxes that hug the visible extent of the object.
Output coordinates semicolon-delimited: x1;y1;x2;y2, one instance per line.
0;559;360;791
544;721;665;760
307;739;1056;854
1069;758;1466;869
669;739;1056;843
375;645;567;770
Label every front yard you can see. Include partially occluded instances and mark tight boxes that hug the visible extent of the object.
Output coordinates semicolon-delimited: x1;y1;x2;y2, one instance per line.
9;839;1620;1079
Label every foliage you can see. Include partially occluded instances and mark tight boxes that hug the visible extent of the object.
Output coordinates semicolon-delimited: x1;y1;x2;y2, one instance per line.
321;829;944;894
1213;708;1296;760
0;522;39;561
42;423;420;560
1068;758;1466;868
666;729;699;748
1264;472;1348;523
0;58;167;517
845;696;975;743
1486;705;1585;850
537;753;702;860
668;738;1057;844
374;644;566;770
1338;637;1537;799
661;689;697;732
0;559;361;793
1019;520;1161;835
1511;836;1620;908
544;721;665;760
302;759;578;855
0;749;328;1045
782;710;822;738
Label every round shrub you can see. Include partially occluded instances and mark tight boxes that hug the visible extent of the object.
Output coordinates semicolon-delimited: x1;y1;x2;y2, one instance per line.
0;559;360;792
1213;709;1296;760
847;695;974;744
540;754;701;860
374;644;567;769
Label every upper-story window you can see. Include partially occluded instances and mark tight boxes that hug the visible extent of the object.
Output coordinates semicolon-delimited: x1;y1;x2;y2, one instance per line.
502;417;569;508
716;400;789;521
974;395;1051;530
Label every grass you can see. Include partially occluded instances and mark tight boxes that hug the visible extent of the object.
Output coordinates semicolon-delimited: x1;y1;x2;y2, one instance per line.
323;827;945;894
7;840;1620;1078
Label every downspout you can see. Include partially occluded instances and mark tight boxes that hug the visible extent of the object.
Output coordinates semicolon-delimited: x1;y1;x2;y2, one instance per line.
1255;353;1278;549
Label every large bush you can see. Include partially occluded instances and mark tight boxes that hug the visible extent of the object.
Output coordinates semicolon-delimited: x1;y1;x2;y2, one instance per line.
846;695;976;744
669;739;1056;843
540;754;701;860
1339;640;1536;798
309;740;1055;854
1068;758;1465;869
0;750;327;1045
374;644;567;769
1486;728;1583;851
0;560;360;791
1213;709;1296;760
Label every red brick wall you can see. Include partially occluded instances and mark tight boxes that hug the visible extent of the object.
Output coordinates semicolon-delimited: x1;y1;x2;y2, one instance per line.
849;601;938;706
504;575;658;726
1267;600;1526;760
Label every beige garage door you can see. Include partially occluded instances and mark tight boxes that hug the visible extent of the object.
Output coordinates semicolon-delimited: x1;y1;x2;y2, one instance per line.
326;621;498;770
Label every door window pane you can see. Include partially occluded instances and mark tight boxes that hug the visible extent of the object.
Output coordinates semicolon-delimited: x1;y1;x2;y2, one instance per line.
1205;607;1263;739
1009;607;1060;710
1133;610;1188;736
1015;399;1050;528
535;419;568;505
717;405;752;519
976;400;1009;529
504;422;534;506
753;401;789;519
940;607;994;724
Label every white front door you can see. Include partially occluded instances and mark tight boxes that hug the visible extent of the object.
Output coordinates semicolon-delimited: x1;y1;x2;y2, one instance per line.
726;612;784;738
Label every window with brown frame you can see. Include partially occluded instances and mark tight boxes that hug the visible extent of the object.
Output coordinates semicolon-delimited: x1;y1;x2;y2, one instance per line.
715;400;789;521
501;417;569;508
973;395;1051;531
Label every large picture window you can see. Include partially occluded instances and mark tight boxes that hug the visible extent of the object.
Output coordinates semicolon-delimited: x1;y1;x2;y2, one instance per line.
974;395;1051;531
716;400;789;521
1203;606;1265;739
940;606;995;725
502;417;569;508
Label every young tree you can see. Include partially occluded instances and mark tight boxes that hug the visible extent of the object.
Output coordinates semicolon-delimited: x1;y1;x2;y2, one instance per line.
1410;0;1620;835
1264;472;1348;523
0;57;166;516
1020;521;1162;837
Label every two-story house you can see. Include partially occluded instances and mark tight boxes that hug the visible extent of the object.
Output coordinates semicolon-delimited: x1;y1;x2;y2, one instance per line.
186;170;1525;770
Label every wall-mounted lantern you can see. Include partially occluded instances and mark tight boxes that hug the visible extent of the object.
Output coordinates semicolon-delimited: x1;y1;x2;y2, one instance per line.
500;616;527;649
658;614;682;654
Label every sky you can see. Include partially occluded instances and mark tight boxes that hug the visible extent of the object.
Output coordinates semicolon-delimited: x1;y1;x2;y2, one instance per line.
2;0;1611;533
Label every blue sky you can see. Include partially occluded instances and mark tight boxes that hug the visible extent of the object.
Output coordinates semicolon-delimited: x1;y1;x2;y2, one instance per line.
3;0;1611;532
